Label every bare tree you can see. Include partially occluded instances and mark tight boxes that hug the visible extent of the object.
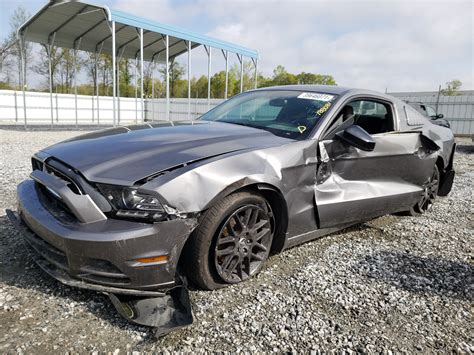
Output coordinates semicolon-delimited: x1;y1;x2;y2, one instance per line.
0;38;15;86
33;45;64;91
8;6;32;89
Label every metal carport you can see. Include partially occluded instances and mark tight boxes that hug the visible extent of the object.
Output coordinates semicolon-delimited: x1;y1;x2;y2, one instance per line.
17;0;259;128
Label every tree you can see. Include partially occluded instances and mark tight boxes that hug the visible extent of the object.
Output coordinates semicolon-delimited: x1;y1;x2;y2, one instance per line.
54;49;79;94
271;65;298;86
296;72;337;85
98;54;112;96
33;45;64;91
0;38;14;72
158;61;185;97
0;38;15;85
191;75;209;98
210;69;238;98
441;79;462;96
8;6;32;89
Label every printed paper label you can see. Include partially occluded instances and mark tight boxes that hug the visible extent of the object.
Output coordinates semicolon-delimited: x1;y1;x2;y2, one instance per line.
297;92;335;101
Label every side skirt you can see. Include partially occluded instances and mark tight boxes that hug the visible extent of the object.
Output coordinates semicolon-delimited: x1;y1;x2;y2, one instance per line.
283;223;354;250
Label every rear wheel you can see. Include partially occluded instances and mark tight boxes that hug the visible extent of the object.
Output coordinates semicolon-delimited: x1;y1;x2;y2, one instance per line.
185;192;274;290
407;165;440;216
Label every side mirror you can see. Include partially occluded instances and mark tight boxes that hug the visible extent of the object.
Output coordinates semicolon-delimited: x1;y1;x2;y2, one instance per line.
436;113;444;119
335;125;375;151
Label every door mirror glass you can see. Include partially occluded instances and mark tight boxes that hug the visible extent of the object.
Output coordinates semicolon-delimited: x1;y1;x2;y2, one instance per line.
335;124;376;151
436;113;444;119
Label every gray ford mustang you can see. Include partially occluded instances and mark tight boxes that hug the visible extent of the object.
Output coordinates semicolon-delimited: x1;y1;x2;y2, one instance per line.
7;85;455;303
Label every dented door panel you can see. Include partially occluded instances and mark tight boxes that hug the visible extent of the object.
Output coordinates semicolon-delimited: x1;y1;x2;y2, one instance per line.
315;132;438;228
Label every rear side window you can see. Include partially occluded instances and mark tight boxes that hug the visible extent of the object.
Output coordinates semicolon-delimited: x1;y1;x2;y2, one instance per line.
404;105;427;126
425;106;436;117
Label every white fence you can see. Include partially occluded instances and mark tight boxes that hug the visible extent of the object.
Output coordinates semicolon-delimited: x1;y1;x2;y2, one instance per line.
0;90;223;126
1;89;472;135
147;98;224;121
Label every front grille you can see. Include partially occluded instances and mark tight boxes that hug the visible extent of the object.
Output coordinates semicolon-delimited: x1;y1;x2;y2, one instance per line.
43;161;82;194
36;184;77;223
31;157;44;171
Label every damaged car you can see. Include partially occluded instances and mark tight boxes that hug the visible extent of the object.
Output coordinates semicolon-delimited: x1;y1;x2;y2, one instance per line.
6;85;456;334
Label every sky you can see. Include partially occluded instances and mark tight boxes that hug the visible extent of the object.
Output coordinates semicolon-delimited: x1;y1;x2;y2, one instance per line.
1;0;473;92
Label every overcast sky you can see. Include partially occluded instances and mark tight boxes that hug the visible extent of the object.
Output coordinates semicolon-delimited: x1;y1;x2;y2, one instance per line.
1;0;473;92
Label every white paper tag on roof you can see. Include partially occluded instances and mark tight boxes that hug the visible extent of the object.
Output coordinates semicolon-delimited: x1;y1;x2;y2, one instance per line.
297;92;334;101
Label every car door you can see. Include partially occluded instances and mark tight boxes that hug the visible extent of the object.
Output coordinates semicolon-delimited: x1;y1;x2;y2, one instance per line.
314;97;438;228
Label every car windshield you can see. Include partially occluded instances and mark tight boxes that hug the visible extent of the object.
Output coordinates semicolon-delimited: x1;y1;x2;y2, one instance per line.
199;90;338;140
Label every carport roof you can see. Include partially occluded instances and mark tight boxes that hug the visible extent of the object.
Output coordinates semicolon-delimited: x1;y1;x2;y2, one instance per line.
18;0;259;62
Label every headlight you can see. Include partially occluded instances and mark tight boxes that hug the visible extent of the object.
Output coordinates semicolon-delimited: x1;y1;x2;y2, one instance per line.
121;189;163;211
97;184;165;221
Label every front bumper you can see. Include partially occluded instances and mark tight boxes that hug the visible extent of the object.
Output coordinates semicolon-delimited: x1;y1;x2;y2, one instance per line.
8;179;197;295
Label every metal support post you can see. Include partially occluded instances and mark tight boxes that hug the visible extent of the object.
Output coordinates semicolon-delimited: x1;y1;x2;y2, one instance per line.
223;50;228;99
111;21;116;126
140;28;144;123
48;32;56;129
165;34;170;121
73;37;82;129
55;93;59;123
116;47;126;125
19;34;27;129
117;56;120;124
253;58;258;89
134;57;138;123
96;42;103;126
151;60;155;122
238;54;244;93
205;46;211;109
188;40;191;119
14;91;18;122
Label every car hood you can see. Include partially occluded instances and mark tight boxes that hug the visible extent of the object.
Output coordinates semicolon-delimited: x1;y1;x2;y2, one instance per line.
42;121;292;185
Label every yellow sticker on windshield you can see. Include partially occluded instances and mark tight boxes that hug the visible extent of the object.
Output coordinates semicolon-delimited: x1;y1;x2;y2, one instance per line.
316;102;331;116
298;125;307;134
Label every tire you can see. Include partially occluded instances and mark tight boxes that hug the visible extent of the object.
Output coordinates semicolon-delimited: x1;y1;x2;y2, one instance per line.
185;191;274;290
406;165;440;216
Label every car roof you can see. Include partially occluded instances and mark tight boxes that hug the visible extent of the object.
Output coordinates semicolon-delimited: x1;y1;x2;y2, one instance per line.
253;84;351;95
252;84;391;99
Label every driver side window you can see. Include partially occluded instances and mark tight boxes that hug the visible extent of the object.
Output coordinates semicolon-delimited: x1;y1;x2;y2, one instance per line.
324;99;395;138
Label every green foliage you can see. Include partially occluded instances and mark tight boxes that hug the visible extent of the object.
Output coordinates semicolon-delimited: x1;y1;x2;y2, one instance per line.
158;61;186;97
441;79;462;96
0;81;14;90
296;72;337;85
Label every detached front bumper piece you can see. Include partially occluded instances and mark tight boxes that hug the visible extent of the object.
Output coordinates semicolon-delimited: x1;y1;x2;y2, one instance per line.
109;285;193;337
6;178;197;335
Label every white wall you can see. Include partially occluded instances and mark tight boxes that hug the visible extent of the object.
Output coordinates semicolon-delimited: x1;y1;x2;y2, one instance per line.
0;90;223;126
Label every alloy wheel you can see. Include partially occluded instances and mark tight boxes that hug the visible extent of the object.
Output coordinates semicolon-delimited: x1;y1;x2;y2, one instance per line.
214;203;273;283
415;167;440;213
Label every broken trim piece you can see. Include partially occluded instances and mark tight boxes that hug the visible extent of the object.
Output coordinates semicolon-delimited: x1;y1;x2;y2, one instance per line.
108;282;193;338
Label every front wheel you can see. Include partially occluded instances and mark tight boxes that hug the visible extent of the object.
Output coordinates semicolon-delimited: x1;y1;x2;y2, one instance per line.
407;165;440;216
185;192;274;290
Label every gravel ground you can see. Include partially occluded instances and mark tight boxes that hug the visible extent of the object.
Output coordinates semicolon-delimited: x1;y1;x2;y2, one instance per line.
0;129;472;353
